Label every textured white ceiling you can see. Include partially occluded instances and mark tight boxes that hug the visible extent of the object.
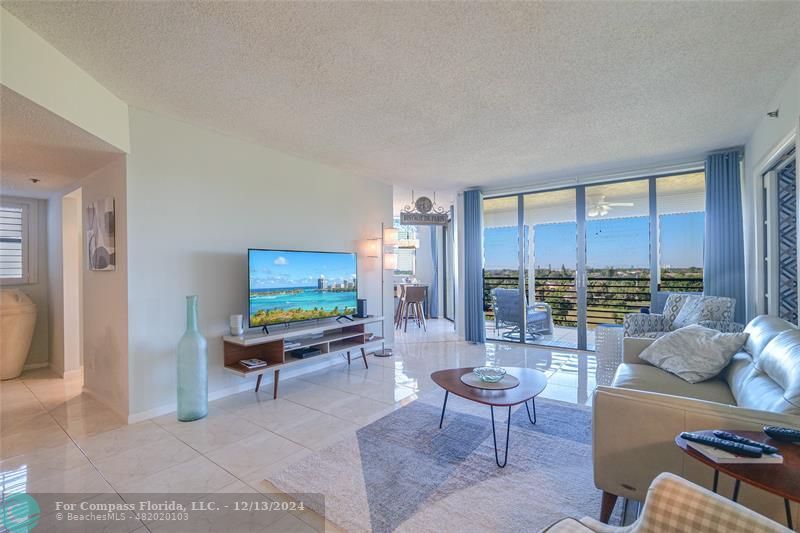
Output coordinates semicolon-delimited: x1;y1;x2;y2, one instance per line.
0;87;122;197
4;2;800;190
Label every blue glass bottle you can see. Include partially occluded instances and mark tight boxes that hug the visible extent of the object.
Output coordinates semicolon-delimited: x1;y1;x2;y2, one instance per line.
177;295;208;421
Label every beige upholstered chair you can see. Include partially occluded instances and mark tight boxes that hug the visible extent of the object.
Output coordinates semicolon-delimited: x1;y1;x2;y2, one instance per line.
542;473;790;532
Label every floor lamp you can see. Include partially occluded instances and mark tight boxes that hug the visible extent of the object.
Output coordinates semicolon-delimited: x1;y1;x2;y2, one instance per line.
370;223;398;357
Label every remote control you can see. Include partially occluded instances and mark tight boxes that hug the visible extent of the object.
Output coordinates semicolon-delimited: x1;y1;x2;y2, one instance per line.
713;431;779;455
680;432;763;458
763;426;800;443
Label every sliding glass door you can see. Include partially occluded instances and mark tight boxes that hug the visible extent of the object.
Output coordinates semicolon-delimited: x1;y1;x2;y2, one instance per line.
523;189;578;347
585;180;651;350
482;171;705;351
483;197;523;342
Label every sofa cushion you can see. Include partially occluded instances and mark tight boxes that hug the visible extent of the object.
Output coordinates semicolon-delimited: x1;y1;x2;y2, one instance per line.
638;325;748;383
744;315;796;360
612;363;736;405
735;372;800;415
754;330;800;411
722;351;756;403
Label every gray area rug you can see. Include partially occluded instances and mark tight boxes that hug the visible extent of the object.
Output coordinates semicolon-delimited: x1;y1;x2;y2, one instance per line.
268;396;605;532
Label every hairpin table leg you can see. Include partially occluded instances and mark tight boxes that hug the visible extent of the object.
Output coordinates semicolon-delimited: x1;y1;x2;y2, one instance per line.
438;391;449;429
524;397;537;424
784;499;793;530
491;405;512;467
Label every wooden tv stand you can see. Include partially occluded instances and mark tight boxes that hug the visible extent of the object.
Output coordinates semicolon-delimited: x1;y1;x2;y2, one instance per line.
222;316;384;399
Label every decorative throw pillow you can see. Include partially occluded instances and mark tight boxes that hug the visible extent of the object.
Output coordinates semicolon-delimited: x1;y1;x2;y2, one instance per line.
639;324;749;384
671;296;704;329
662;293;694;324
698;296;735;322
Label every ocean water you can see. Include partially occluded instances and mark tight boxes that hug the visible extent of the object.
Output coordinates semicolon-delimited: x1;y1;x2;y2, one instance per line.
250;287;356;315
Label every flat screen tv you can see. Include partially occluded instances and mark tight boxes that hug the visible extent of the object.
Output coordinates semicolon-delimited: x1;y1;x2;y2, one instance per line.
248;249;357;328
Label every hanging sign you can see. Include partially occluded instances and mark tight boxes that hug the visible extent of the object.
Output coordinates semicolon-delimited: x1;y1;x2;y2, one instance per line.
400;196;449;225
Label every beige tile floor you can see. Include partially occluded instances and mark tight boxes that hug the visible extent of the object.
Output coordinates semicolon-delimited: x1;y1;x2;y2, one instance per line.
0;319;596;532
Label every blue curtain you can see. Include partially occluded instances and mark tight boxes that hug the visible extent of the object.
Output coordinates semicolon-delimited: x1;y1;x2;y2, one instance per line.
464;189;486;343
704;148;746;323
429;226;439;318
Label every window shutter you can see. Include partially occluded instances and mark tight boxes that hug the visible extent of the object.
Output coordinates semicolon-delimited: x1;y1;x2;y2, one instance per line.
0;206;24;279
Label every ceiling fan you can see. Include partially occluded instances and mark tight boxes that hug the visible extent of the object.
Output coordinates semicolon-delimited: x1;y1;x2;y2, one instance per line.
587;196;634;217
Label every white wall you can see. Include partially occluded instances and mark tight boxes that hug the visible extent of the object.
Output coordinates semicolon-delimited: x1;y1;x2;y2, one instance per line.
414;226;434;283
46;194;64;375
125;108;393;419
2;196;49;368
62;188;82;375
80;158;129;418
743;64;800;320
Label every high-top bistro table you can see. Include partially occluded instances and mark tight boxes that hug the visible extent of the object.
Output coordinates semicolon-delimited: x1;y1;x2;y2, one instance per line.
431;367;548;467
676;430;800;529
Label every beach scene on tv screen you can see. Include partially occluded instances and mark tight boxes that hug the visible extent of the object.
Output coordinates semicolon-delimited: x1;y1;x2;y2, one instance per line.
249;250;357;326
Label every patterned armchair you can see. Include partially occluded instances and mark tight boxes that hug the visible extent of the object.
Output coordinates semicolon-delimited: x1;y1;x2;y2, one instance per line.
541;472;790;532
623;293;744;338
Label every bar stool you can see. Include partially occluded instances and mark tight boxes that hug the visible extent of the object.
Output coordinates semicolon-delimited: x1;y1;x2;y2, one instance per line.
399;286;427;332
394;284;406;329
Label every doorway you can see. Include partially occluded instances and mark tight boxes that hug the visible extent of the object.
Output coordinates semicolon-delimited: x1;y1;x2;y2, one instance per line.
762;149;797;323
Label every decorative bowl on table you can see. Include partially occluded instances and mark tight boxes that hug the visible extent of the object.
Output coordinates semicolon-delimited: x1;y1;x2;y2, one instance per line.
473;366;507;383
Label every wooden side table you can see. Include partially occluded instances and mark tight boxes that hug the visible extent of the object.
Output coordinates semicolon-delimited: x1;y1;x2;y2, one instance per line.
676;430;799;529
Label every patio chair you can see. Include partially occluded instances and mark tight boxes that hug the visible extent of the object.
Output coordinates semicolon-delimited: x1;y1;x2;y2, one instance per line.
491;288;554;340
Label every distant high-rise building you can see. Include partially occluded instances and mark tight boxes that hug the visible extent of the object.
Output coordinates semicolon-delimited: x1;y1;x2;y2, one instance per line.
317;275;327;289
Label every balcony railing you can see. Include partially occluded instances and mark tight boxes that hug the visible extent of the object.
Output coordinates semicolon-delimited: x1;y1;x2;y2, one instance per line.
484;273;703;328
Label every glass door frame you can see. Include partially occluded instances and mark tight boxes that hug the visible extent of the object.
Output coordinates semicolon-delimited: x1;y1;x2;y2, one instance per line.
576;185;588;350
484;169;702;351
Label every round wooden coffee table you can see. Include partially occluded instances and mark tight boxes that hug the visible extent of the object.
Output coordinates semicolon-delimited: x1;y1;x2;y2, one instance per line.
431;367;547;467
676;430;800;529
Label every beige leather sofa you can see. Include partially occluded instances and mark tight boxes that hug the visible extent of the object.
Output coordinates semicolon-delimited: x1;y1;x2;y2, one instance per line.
593;315;800;524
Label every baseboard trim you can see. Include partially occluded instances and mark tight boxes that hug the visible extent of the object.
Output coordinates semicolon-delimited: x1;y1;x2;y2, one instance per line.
81;386;129;422
126;350;367;424
22;362;49;371
62;368;82;380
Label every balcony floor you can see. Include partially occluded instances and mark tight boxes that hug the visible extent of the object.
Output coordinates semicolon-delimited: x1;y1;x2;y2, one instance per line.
485;322;597;351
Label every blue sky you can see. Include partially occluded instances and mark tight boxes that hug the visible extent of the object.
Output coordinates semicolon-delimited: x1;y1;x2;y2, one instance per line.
249;250;356;289
484;212;704;270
